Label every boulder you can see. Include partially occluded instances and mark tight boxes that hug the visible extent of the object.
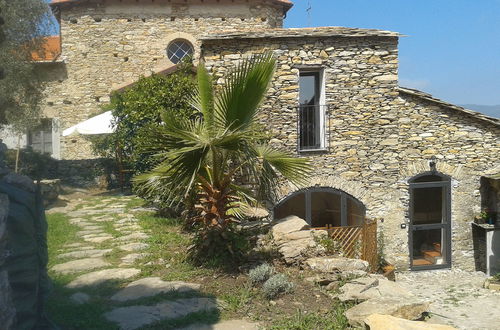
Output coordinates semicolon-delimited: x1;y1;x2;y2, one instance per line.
40;179;61;206
345;298;430;327
365;314;457;330
270;216;326;264
339;276;414;302
272;216;310;243
305;257;369;273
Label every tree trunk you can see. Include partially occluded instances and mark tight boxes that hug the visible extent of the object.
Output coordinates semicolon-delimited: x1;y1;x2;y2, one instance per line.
15;136;21;173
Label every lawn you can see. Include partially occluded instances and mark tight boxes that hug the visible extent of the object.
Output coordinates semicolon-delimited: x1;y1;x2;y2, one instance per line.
45;193;353;329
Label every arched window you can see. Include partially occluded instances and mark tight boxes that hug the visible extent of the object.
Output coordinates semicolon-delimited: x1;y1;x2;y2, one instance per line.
166;39;193;64
274;187;366;227
409;171;451;269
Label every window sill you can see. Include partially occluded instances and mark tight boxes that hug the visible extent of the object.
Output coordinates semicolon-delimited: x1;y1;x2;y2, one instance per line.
298;148;328;154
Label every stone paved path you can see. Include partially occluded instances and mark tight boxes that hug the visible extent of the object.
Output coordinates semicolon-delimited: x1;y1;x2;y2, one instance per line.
48;192;258;330
397;269;500;330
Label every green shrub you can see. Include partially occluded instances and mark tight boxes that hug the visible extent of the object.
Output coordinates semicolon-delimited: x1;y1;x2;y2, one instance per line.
314;232;343;256
89;60;196;202
249;263;274;286
90;61;195;173
262;274;294;299
5;147;58;181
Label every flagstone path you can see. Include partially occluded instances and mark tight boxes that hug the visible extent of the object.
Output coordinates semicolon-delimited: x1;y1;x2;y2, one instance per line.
47;193;258;330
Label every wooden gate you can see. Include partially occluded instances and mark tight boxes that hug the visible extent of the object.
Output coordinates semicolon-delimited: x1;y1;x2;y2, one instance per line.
314;219;378;272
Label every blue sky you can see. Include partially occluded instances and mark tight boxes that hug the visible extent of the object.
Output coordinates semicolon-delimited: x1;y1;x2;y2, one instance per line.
284;0;500;106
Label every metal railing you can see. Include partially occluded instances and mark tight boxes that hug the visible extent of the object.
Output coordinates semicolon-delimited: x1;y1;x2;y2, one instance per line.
297;104;328;151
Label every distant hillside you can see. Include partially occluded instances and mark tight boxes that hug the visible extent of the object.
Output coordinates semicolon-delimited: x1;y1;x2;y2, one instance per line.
460;104;500;118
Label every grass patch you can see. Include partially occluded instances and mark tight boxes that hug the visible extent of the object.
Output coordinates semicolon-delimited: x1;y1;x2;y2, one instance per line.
142;310;221;330
136;212;213;281
125;197;147;210
46;279;119;330
269;301;353;330
46;213;80;268
219;284;255;313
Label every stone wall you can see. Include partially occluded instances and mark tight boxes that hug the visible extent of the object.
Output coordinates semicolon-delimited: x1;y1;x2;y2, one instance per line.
42;1;285;160
201;35;500;270
0;193;15;330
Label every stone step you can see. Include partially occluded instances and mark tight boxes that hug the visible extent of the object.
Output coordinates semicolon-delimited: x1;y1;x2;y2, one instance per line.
66;268;141;289
110;277;201;302
58;248;113;260
51;258;111;275
104;298;217;330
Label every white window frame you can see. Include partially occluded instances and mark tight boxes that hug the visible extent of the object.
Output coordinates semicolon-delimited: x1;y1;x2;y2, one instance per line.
298;67;326;152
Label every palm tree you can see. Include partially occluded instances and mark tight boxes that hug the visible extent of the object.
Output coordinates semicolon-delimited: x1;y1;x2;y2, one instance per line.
134;53;310;255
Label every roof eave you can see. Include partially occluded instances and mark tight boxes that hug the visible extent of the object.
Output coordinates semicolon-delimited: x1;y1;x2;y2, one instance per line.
398;87;500;127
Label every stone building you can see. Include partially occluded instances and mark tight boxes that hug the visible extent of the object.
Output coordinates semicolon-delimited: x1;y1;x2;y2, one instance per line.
23;0;500;270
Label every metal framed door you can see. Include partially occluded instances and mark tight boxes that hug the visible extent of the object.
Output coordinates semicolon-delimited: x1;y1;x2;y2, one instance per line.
409;180;451;270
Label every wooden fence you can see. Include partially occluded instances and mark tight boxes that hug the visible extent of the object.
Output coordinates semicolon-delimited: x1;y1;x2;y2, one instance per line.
313;219;378;272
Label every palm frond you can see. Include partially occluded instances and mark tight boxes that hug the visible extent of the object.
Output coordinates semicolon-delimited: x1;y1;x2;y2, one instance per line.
215;52;276;131
191;62;215;129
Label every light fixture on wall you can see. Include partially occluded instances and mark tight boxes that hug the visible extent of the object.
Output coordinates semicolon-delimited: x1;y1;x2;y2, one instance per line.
429;156;437;172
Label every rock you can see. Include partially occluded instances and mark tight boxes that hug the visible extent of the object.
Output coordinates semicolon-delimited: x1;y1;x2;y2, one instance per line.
271;216;327;264
119;242;149;252
120;253;149;266
364;314;457;330
242;206;269;220
70;292;91;305
325;282;340;291
104;298;217;330
40;179;61;206
51;258;111;274
305;257;369;273
58;249;112;260
84;235;113;243
345;297;430;327
110;277;201;302
272;215;310;243
339;276;413;302
116;232;149;241
66;268;141;289
178;319;260;330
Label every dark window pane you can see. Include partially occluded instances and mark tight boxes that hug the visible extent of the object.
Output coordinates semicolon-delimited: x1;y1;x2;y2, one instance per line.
413;187;443;224
299;73;319;106
412;228;446;267
311;191;341;227
274;192;306;221
347;198;365;226
413;174;444;183
167;40;193;64
299;71;321;150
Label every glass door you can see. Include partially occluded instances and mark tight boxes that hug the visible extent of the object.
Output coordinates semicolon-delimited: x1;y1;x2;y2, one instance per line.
409;174;451;270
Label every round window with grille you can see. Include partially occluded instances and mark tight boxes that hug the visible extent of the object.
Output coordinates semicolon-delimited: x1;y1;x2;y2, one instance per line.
166;39;193;64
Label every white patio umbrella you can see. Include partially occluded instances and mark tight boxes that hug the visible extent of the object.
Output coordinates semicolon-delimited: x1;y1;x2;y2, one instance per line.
62;111;115;136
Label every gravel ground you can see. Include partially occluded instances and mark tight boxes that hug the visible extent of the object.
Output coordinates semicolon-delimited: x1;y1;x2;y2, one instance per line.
396;269;500;330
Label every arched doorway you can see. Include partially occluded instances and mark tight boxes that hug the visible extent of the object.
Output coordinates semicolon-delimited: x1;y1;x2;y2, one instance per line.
409;172;451;269
273;187;366;227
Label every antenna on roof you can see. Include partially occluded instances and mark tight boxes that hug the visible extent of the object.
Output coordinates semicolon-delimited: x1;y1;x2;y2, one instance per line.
306;1;312;27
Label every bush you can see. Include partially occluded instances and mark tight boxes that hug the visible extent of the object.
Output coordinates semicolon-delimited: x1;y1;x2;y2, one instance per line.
188;224;251;269
262;274;294;299
5;147;58;181
249;263;274;286
90;61;196;176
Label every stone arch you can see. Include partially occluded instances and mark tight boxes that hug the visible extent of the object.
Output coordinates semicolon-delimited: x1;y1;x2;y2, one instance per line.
273;186;367;227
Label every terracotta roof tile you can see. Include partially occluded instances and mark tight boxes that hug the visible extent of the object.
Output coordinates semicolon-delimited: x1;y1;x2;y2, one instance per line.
31;36;61;62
